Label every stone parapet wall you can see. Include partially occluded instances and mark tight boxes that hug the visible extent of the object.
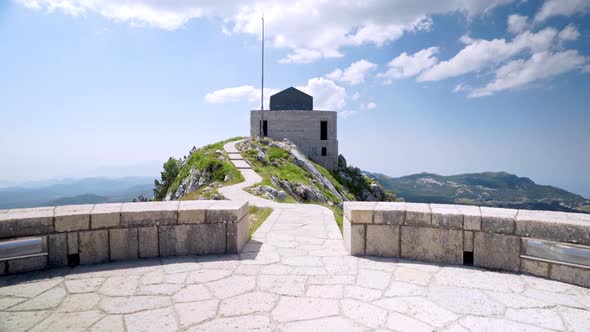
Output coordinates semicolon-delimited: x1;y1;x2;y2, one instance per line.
0;200;249;275
343;202;590;288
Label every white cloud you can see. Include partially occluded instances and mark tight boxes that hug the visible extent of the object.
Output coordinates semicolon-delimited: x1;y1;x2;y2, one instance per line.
351;92;360;101
205;77;347;112
297;77;347;111
584;64;590;73
558;25;580;41
327;60;377;85
204;85;278;108
338;110;356;119
507;14;528;34
366;102;377;110
378;47;439;83
418;27;560;81
16;0;518;63
470;50;588;97
278;49;326;64
453;83;471;93
535;0;590;22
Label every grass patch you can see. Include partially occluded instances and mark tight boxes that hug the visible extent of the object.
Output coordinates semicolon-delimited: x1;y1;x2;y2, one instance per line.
249;206;273;237
181;188;222;200
169;137;245;195
243;143;312;187
327;204;343;232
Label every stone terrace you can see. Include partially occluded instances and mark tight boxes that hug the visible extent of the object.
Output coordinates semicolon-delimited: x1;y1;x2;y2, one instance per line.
0;140;589;331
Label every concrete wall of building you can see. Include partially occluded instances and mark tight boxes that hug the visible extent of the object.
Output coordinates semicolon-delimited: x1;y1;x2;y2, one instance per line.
0;201;249;275
250;110;339;170
343;202;590;288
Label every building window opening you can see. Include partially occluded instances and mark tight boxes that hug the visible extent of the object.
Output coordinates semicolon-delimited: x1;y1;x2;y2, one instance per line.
463;251;474;266
320;121;328;140
262;120;268;137
321;147;327;156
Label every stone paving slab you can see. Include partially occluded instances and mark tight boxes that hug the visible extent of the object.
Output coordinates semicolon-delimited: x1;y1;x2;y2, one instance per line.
1;139;589;331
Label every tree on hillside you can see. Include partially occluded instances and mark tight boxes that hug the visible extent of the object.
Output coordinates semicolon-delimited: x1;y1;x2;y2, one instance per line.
153;157;180;200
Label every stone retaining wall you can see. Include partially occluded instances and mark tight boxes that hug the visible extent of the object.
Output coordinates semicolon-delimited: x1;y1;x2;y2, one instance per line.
343;202;590;288
0;200;249;275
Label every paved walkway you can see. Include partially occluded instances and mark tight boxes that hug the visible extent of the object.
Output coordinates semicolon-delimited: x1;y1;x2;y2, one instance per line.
1;140;589;331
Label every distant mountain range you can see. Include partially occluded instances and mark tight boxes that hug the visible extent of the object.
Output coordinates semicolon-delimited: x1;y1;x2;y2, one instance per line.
0;177;154;209
365;171;590;214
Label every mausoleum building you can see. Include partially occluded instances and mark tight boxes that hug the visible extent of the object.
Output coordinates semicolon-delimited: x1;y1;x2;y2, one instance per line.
250;87;338;170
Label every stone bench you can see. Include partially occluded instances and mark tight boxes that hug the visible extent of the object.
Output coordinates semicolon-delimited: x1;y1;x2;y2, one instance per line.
0;200;249;275
343;202;590;288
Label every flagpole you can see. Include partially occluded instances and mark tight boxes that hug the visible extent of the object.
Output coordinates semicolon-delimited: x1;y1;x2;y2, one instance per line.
260;14;265;138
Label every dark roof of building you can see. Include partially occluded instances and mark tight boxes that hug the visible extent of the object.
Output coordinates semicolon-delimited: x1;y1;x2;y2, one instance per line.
270;87;313;111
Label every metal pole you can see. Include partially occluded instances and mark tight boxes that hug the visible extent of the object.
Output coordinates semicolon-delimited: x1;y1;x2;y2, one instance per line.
260;14;265;138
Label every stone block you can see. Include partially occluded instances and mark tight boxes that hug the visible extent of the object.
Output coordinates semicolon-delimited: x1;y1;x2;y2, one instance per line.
404;203;431;227
366;225;400;257
343;216;365;255
515;210;590;245
158;225;182;257
373;202;405;225
430;204;463;229
55;204;93;232
196;223;227;255
464;231;474;252
549;263;590;288
178;201;211;224
67;232;78;254
121;201;179;227
79;230;109;265
8;256;47;273
159;224;226;256
206;201;248;223
0;261;5;275
474;232;520;272
457;205;482;231
227;215;249;254
480;207;517;234
91;203;122;229
138;227;159;258
520;259;549;278
343;202;376;224
109;228;138;261
0;207;54;239
401;226;463;264
48;233;67;267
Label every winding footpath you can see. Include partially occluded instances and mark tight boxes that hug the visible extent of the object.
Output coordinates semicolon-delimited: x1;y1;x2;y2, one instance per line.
0;140;589;331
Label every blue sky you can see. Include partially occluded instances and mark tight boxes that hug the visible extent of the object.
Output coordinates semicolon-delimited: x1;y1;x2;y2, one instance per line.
1;0;590;197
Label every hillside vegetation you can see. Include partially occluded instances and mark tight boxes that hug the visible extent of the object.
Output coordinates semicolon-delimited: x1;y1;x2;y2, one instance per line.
155;137;396;230
367;171;590;213
155;138;245;201
238;138;397;228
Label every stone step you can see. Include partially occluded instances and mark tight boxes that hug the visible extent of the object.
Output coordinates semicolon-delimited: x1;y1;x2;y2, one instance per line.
232;160;251;169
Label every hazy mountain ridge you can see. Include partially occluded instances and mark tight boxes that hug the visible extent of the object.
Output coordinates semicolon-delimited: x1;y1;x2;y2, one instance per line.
365;171;590;213
0;177;154;209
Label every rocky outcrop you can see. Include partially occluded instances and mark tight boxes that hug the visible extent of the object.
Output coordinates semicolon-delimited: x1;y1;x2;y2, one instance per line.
238;138;347;204
252;184;287;202
270;176;328;204
335;155;392;202
164;143;236;201
238;138;395;205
